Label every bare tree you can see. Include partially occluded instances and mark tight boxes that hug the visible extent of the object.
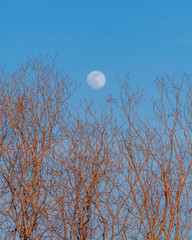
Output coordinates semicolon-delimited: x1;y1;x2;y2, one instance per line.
46;102;123;239
0;55;75;239
111;74;192;239
0;56;191;240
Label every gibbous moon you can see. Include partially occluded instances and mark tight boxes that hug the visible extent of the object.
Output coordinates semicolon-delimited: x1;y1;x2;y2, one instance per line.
87;71;106;89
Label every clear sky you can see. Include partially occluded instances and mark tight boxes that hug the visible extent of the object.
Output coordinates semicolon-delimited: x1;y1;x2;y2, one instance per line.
1;0;192;108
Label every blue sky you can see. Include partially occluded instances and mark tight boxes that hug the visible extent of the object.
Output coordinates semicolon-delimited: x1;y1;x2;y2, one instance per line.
1;0;192;108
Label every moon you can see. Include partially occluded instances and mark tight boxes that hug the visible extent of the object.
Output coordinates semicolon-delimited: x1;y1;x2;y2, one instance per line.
87;71;106;89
